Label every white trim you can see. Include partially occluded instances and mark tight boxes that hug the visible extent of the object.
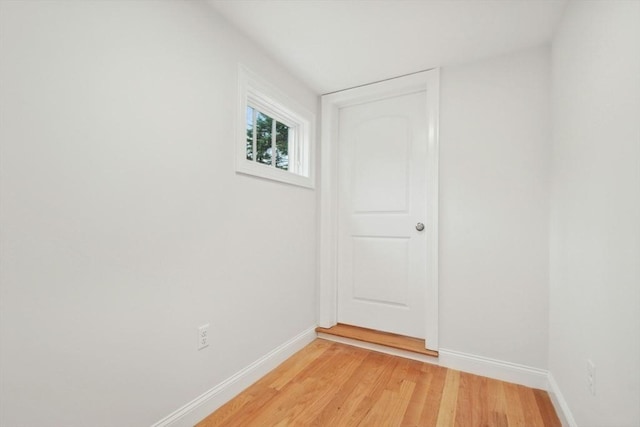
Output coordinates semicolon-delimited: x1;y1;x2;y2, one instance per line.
547;373;578;427
317;333;548;392
318;69;440;350
424;69;440;349
236;65;315;189
438;348;549;390
318;94;339;327
151;326;316;427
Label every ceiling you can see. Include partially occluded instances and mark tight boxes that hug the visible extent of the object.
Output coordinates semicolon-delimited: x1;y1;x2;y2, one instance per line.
209;0;567;94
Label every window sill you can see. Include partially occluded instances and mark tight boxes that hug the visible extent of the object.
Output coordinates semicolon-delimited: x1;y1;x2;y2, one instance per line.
236;159;315;189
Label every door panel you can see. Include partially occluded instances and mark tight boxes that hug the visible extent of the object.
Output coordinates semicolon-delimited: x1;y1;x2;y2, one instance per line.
352;116;410;213
337;91;428;338
352;236;409;306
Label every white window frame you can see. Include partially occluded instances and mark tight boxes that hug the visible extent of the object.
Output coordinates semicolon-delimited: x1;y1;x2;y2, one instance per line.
236;65;315;188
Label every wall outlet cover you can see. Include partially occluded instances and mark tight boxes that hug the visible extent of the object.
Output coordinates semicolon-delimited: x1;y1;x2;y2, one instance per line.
198;324;210;350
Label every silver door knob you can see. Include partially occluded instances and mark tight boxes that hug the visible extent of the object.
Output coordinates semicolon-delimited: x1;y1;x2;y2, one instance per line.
416;222;425;231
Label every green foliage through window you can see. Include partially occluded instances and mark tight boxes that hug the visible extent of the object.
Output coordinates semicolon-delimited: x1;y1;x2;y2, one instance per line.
246;106;289;171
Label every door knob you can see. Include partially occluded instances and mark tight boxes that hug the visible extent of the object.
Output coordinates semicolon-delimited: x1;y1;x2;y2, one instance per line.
416;222;425;231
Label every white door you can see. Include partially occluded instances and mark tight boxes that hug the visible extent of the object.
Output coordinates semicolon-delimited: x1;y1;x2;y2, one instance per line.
337;88;429;339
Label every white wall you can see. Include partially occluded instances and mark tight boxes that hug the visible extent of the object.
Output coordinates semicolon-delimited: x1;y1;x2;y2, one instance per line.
0;1;317;426
549;1;640;425
439;46;551;369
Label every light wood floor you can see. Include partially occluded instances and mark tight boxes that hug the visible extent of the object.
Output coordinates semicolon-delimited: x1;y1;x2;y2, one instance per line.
197;339;561;427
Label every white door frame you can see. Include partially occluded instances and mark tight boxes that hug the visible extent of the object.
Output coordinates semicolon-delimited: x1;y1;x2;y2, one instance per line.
318;69;440;351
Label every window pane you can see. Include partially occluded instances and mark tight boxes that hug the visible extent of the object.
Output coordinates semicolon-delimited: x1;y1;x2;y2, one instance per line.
246;106;254;161
275;121;289;170
255;111;272;165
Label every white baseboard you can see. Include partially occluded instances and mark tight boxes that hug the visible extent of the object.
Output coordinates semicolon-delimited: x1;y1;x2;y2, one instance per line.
318;335;577;426
318;333;549;390
438;348;550;390
547;373;578;427
153;329;575;427
317;333;548;391
440;350;579;425
151;326;317;427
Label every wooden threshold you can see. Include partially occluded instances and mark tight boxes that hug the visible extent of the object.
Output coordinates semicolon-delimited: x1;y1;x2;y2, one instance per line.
315;323;438;357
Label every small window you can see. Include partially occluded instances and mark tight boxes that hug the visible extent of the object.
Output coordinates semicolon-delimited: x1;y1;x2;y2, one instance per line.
245;106;291;171
237;66;315;188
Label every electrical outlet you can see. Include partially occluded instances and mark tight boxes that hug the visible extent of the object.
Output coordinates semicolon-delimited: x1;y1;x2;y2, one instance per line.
587;359;596;396
198;324;210;350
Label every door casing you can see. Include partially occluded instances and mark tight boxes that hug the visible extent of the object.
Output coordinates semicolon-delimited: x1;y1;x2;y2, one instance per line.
318;69;440;350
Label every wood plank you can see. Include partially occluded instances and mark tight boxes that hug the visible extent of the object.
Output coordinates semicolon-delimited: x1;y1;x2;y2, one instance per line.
486;377;510;427
286;346;370;425
387;379;417;424
399;361;433;426
518;385;546;426
197;339;561;427
195;391;254;427
197;386;278;427
503;381;527;427
400;362;447;427
435;369;461;426
341;352;401;426
357;357;416;426
266;339;333;390
416;363;448;426
454;371;487;426
310;351;392;426
229;343;359;426
316;323;439;357
533;388;563;427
